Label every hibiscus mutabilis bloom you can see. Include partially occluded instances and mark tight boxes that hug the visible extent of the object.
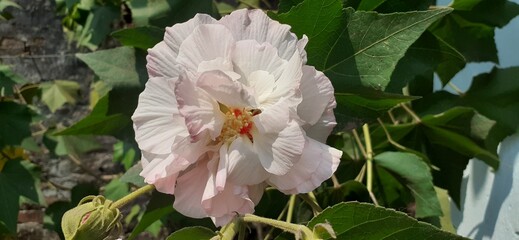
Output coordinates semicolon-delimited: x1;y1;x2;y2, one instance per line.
131;9;342;226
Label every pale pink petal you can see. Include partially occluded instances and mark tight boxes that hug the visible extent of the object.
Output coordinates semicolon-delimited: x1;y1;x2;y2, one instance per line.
140;152;175;184
253;98;290;134
173;159;212;219
197;58;241;80
266;50;303;107
232;40;286;84
253;121;305;175
248;183;267;205
226;137;269;185
170;134;216;172
177;24;235;76
268;137;342;194
196;70;256;108
216;145;229;191
132;77;187;154
146;42;180;78
303;98;337;143
202;159;255;226
248;70;275;104
209;184;254;227
175;73;224;140
153;173;178;195
140;134;210;191
298;66;335;125
219;9;302;61
297;35;309;63
164;14;217;55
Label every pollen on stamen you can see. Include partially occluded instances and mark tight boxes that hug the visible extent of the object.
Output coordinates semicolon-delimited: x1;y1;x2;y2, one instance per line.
217;107;257;143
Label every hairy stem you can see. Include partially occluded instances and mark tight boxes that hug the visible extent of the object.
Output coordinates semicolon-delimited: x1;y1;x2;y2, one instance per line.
362;124;374;193
111;184;155;209
241;214;313;239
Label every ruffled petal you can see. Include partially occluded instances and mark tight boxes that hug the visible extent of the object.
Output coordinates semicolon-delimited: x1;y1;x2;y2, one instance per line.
202;159;256;226
132;77;187;154
164;14;217;56
140;152;175;184
175;73;224;140
153;172;179;195
268;137;342;194
303;98;337;143
253;98;290;134
219;9;303;61
177;24;235;76
173;158;212;219
196;70;256;108
226;137;269;185
207;183;255;227
146;42;180;78
253;121;305;175
266;50;303;107
232;40;286;84
298;66;335;125
248;70;275;105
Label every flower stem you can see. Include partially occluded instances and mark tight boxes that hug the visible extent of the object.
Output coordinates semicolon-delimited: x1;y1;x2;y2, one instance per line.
111;184;155;209
240;214;313;239
286;195;296;223
217;219;240;240
400;103;421;123
299;193;323;215
362;124;373;193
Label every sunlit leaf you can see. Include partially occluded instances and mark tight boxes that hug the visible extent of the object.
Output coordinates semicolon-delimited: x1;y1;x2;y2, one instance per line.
308;202;467;239
40;80;80;112
274;2;452;92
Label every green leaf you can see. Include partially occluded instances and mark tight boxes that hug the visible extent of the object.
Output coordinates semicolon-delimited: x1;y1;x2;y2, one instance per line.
40;80;80;112
111;26;165;50
120;164;146;187
57;95;131;136
89;80;111;110
308;202;467;239
128;0;219;28
277;0;304;13
334;90;417;131
113;141;139;170
104;178;130;201
0;161;41;233
76;47;147;88
374;152;442;218
357;0;387;11
73;5;120;50
0;64;25;96
166;226;216;240
129;191;175;240
0;102;32;148
388;31;465;91
422;125;499;169
463;67;519;131
429;14;497;63
53;135;103;156
453;0;519;28
317;180;371;208
274;3;452;92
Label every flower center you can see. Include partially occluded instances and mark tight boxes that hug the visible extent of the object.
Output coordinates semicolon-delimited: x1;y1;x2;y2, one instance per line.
217;107;260;143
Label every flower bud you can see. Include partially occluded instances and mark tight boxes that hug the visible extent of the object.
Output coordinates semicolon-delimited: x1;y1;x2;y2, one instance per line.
61;195;122;240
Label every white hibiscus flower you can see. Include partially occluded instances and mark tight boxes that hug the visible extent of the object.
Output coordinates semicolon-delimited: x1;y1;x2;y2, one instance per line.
132;9;342;226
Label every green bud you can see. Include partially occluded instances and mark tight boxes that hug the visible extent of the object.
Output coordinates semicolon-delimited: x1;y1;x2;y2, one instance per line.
61;195;122;240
